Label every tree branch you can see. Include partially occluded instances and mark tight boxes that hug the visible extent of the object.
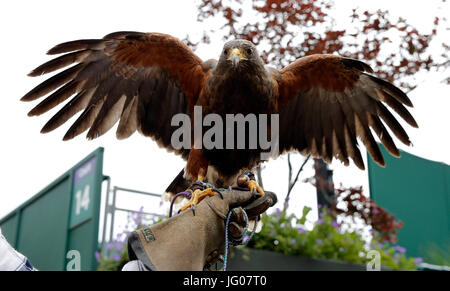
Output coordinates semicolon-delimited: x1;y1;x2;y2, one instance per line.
283;154;311;211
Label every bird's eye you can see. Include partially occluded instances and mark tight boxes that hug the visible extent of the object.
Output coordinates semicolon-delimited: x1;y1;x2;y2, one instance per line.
246;48;252;55
223;49;228;55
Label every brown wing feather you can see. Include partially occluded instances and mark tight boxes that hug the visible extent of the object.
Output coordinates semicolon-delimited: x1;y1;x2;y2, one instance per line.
275;54;417;169
40;89;94;133
22;31;212;159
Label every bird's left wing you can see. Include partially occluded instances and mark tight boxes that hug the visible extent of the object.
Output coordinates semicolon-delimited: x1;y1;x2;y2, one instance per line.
274;54;418;169
22;31;211;158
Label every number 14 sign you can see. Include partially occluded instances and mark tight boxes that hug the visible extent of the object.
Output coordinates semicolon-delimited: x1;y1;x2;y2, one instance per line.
69;157;97;228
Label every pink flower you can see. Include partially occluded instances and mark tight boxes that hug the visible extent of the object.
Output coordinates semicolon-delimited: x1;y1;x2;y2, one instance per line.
297;226;306;234
332;221;340;228
392;245;407;253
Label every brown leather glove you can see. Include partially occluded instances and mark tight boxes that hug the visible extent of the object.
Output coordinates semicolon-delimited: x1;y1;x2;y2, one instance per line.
127;189;277;271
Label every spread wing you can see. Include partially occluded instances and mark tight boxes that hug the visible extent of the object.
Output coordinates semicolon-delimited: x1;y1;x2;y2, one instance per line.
275;54;418;169
22;31;211;158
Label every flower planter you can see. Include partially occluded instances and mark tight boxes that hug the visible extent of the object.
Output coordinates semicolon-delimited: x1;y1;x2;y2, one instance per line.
227;248;372;271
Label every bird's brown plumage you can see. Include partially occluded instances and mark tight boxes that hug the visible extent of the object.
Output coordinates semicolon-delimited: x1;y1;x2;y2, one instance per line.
22;31;417;193
23;32;212;160
277;54;417;169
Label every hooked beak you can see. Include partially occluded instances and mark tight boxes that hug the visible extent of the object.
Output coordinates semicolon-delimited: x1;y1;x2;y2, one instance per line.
227;48;248;67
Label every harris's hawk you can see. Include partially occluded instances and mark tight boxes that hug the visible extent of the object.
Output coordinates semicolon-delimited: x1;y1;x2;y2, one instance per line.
22;31;417;210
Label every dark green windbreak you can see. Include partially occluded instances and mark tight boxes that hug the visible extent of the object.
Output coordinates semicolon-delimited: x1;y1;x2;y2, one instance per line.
368;145;450;261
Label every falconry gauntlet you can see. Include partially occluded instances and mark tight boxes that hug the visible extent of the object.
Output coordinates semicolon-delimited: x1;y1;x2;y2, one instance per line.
127;189;277;271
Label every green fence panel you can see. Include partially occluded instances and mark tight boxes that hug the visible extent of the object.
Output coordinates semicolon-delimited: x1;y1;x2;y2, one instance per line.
0;213;18;247
368;145;450;259
17;176;71;270
0;147;104;270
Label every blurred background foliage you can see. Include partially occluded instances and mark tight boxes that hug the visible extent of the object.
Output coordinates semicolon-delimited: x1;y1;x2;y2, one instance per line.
247;205;418;270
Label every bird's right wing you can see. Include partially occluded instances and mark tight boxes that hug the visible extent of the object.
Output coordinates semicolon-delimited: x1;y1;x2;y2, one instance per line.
22;31;212;158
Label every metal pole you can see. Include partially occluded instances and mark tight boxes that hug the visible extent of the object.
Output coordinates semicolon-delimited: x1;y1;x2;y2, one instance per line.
109;186;117;242
112;186;160;198
101;176;111;248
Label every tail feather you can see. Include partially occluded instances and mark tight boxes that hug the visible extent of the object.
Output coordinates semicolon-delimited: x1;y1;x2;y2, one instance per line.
164;169;191;196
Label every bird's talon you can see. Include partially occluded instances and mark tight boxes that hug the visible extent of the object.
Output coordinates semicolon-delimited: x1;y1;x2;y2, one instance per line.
251;192;261;200
246;180;265;197
180;188;216;213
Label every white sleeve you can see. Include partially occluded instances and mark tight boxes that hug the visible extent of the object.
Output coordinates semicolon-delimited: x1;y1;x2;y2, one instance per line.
0;228;36;271
121;260;148;271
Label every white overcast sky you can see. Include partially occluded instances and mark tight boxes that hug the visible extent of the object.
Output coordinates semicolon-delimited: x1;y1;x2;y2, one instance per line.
0;0;448;227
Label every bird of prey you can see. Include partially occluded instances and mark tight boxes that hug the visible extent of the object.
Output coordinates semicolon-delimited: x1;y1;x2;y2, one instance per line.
21;31;417;211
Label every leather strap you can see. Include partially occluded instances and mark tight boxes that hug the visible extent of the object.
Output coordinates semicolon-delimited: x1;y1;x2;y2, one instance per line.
205;199;227;220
